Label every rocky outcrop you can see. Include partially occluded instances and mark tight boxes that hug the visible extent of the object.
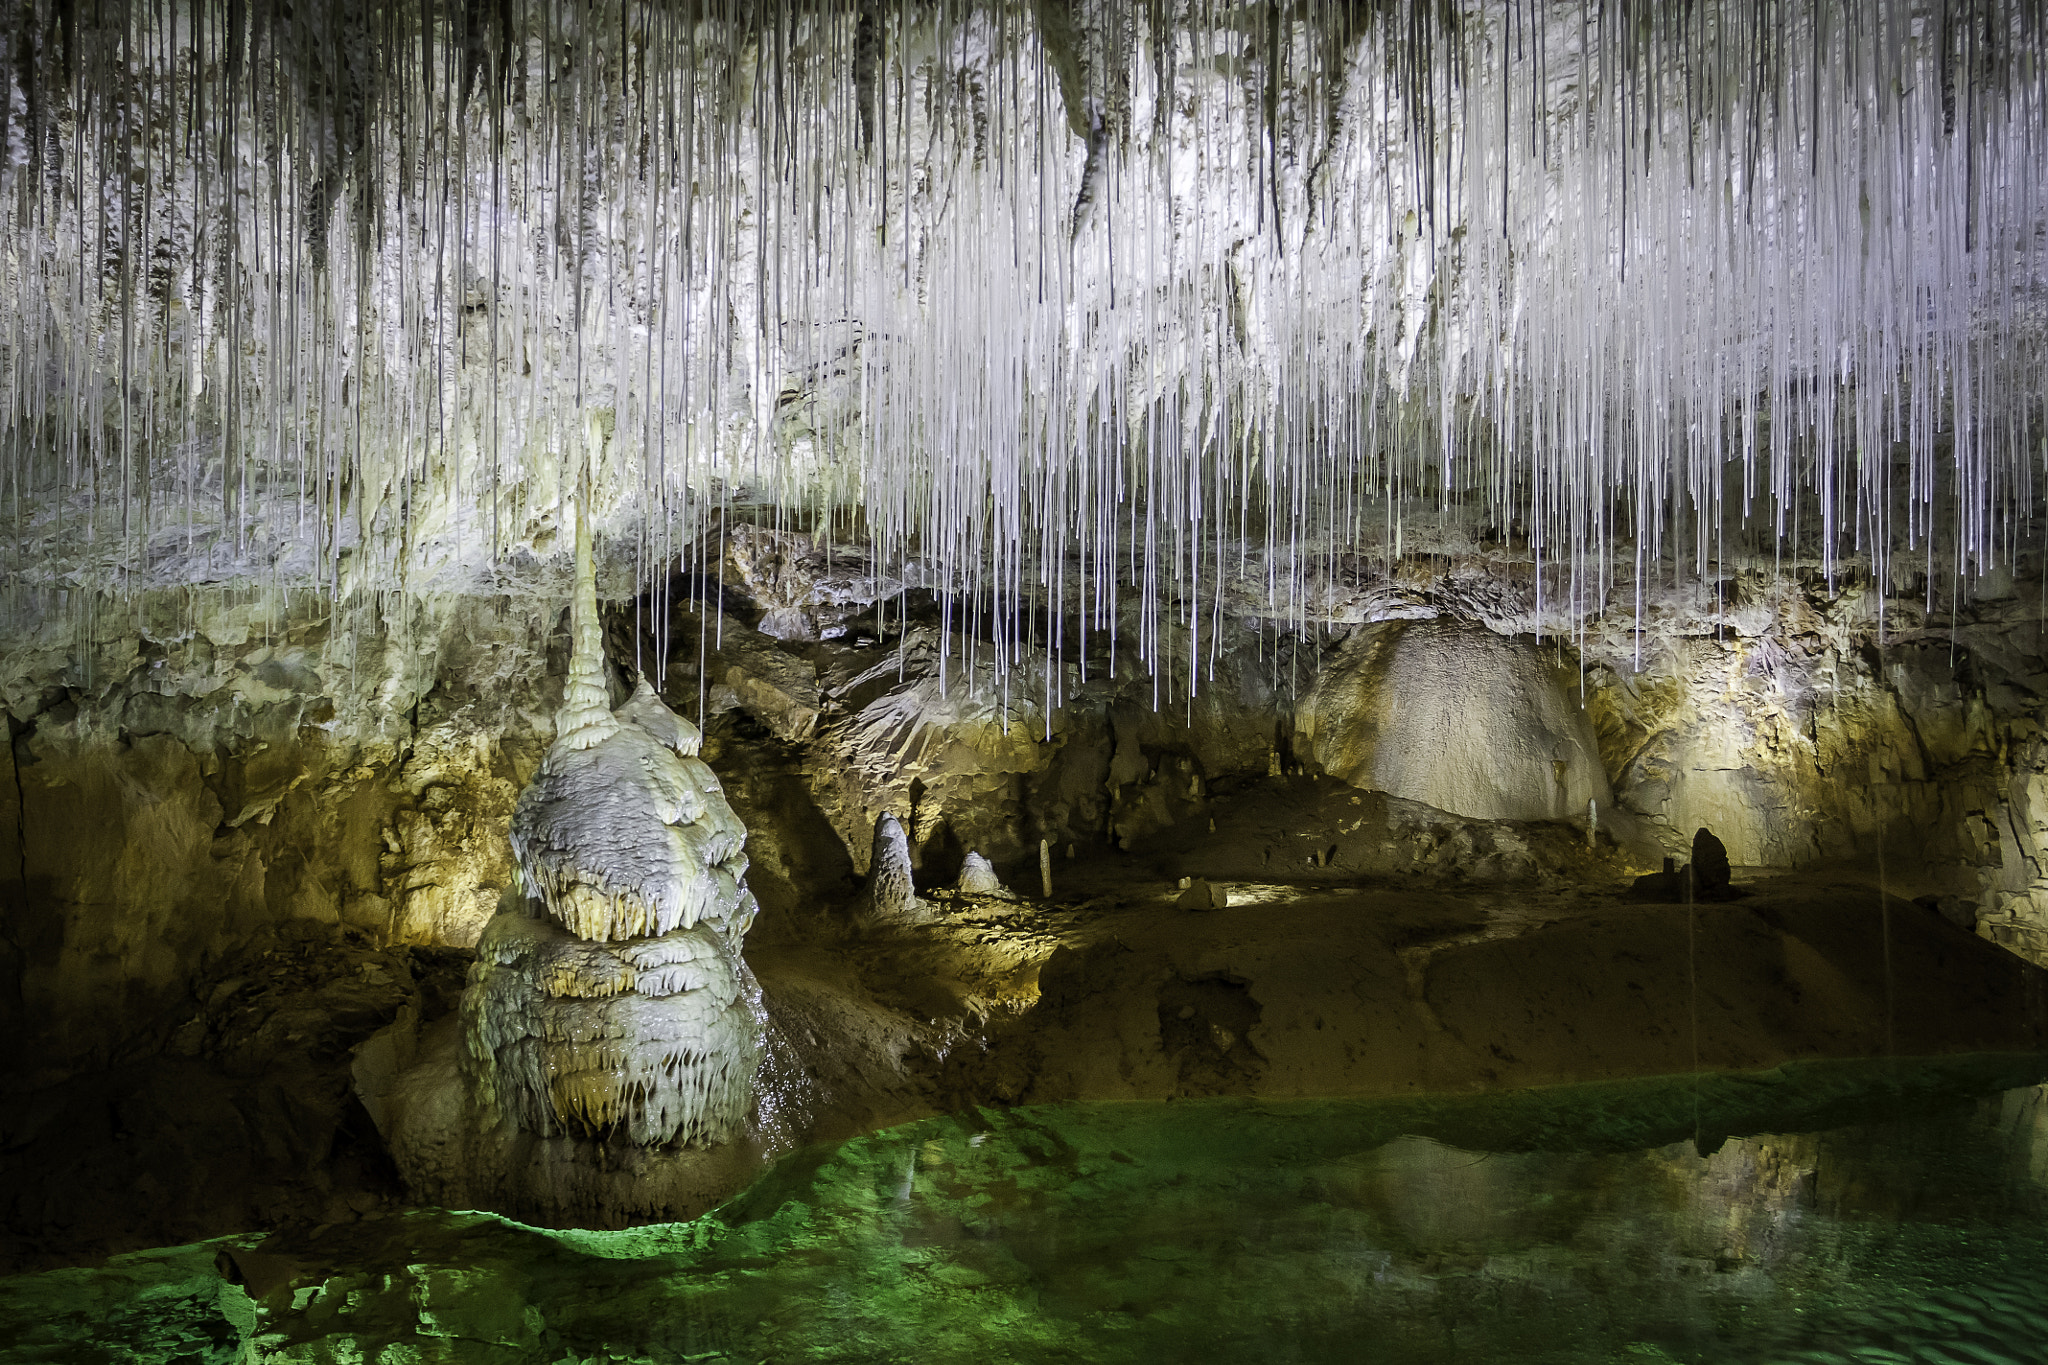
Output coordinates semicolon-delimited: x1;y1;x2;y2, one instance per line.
1296;620;1614;827
0;587;556;1071
989;882;2048;1106
12;541;2048;1110
0;918;468;1272
664;546;2048;967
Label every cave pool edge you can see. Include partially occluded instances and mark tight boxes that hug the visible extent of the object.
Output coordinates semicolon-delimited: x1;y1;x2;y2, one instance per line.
6;1051;2048;1364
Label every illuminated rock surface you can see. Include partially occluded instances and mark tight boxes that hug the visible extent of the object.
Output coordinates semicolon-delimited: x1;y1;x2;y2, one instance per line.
10;574;2048;1257
8;0;2048;1319
955;852;1008;897
1297;620;1616;827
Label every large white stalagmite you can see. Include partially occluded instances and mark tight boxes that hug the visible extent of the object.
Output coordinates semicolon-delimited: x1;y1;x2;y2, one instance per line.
463;487;762;1147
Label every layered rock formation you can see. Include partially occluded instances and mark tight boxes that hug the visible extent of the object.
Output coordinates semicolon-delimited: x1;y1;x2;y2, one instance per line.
8;538;2042;1255
463;492;762;1151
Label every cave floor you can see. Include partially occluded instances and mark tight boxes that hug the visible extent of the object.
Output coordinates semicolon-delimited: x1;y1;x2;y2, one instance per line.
756;865;2048;1137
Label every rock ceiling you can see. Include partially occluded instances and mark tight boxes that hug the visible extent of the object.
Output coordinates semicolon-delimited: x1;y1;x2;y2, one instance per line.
2;1;2044;676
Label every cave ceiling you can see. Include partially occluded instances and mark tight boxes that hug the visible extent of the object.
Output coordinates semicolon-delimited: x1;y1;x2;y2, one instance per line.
0;0;2042;675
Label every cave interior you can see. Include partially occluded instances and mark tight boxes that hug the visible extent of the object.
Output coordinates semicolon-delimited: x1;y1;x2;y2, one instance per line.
5;2;2048;1361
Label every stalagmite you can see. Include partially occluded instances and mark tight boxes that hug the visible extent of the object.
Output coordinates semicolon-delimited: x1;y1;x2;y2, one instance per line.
857;813;927;926
1691;828;1735;902
463;492;762;1148
956;852;1008;897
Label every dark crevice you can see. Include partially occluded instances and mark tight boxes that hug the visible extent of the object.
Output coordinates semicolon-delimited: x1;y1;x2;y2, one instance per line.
1158;972;1266;1094
1030;0;1092;141
7;718;26;902
1;715;35;1033
853;1;883;157
1068;102;1108;244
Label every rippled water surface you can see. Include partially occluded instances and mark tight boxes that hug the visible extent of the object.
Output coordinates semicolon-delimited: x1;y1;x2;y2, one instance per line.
6;1055;2048;1364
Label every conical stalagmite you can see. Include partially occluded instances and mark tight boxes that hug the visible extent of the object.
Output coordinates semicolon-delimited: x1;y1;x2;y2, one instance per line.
957;852;1007;897
465;495;763;1148
858;814;928;925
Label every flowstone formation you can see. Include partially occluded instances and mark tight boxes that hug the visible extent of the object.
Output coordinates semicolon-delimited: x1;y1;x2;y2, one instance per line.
1297;620;1615;827
463;500;762;1150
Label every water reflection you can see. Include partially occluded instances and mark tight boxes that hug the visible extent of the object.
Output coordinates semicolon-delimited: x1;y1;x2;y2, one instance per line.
704;1059;2048;1363
3;1057;2046;1363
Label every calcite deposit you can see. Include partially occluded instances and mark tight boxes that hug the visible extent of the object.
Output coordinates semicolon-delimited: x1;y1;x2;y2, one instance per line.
855;813;928;926
465;906;758;1146
4;1;2048;1326
1296;619;1617;827
464;494;762;1150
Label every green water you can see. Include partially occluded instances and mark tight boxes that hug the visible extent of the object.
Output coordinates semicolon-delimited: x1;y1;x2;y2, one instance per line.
7;1055;2048;1364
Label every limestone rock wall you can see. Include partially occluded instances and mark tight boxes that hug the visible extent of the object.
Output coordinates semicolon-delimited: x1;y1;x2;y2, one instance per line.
1295;620;1613;825
679;538;2048;966
1560;576;2048;963
13;536;2048;1088
0;588;560;1069
1581;586;2029;874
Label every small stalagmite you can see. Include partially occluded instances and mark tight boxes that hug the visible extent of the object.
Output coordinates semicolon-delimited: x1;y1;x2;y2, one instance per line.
857;813;930;925
462;485;763;1148
1691;827;1734;899
957;851;1008;897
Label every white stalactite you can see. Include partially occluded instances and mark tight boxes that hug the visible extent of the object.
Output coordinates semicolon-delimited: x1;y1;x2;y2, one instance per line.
4;2;2046;692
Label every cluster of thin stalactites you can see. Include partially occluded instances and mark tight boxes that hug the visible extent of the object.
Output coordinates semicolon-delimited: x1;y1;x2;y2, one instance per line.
3;1;2043;698
542;1042;759;1148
